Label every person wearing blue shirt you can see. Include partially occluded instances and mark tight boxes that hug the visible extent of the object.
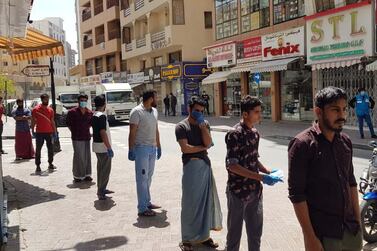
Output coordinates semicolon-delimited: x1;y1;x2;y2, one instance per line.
349;87;377;139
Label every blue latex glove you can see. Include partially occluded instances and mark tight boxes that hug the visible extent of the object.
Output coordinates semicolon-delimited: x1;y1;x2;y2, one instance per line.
262;174;283;186
53;132;58;141
270;168;279;173
107;148;114;158
191;111;205;125
157;147;162;160
128;149;135;161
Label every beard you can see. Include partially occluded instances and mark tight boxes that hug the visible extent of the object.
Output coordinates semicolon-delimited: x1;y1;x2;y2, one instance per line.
323;116;346;133
152;101;157;108
42;102;48;106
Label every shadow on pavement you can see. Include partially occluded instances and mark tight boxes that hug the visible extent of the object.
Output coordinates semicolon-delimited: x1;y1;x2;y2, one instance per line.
66;181;96;190
133;209;170;229
364;242;377;250
43;236;128;251
4;175;65;212
5;225;20;250
93;198;116;211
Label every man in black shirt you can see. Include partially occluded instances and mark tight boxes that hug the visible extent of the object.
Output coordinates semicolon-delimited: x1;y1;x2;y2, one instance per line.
163;94;170;117
201;91;210;115
288;87;362;251
170;93;177;116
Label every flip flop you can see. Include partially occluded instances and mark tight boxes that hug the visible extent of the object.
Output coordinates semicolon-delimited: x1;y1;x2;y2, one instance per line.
179;242;193;251
202;238;219;248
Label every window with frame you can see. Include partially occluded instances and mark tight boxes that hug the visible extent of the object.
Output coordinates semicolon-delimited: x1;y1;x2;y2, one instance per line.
314;0;360;13
172;0;185;25
204;12;213;29
273;0;305;24
169;51;182;64
240;0;269;33
154;56;163;66
215;0;238;40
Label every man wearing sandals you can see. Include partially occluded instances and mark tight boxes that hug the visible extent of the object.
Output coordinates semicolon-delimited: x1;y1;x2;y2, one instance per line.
128;90;162;217
175;96;222;251
225;96;283;251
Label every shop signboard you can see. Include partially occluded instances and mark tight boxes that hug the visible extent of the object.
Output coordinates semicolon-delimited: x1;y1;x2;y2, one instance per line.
183;63;212;78
205;42;237;68
262;27;305;61
144;67;161;83
182;78;200;116
237;37;262;64
100;72;114;83
306;3;372;64
127;72;144;84
21;65;50;77
80;75;101;85
161;64;182;80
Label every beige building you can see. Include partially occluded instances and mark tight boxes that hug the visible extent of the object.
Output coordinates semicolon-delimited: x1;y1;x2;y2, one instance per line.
120;0;214;113
79;0;124;76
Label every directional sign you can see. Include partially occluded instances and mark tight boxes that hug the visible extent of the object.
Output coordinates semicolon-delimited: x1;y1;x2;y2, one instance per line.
253;73;261;84
21;65;50;77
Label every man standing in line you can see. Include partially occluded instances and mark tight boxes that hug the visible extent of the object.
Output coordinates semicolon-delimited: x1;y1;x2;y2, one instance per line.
163;94;170;117
31;94;57;174
170;92;177;116
0;97;6;154
92;94;114;200
12;99;34;160
201;91;210;115
349;87;377;139
66;94;93;183
128;90;162;217
289;87;362;251
175;96;222;251
225;96;283;251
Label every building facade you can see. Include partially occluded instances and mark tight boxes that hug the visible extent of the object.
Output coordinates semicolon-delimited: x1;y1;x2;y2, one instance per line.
119;0;214;113
204;0;372;125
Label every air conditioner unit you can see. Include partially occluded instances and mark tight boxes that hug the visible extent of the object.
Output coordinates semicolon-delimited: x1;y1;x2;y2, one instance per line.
100;42;105;49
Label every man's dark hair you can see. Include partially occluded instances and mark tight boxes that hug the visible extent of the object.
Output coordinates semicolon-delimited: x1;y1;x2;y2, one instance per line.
40;93;49;100
240;95;262;113
188;96;207;109
358;86;366;93
77;94;88;101
142;90;156;102
314;86;347;109
94;94;106;108
16;99;23;104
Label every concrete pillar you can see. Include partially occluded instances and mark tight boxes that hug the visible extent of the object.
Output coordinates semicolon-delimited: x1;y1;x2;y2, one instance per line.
146;12;151;34
214;82;222;116
102;56;107;72
271;71;281;122
115;52;121;72
312;70;319;107
240;71;249;97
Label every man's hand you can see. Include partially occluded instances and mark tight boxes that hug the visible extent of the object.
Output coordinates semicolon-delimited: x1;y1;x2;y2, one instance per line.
128;149;135;161
304;233;324;251
157;147;162;160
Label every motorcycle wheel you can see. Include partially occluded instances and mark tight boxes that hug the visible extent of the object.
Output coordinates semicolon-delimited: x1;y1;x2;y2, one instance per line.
361;200;377;243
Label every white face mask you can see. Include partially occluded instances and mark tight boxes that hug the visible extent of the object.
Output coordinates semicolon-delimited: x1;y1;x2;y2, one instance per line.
360;91;366;96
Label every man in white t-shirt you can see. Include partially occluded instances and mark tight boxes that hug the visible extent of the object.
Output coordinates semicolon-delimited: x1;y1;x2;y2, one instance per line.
92;94;114;200
128;90;162;217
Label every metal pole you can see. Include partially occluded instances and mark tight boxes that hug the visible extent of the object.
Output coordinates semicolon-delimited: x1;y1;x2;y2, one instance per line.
49;57;56;113
4;80;7;122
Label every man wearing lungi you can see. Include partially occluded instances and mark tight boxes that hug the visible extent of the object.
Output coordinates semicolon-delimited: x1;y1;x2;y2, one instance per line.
66;94;93;183
175;96;222;251
12;99;34;160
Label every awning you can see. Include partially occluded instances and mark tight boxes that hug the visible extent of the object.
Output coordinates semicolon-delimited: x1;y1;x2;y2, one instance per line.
309;59;360;71
366;61;377;72
202;71;232;85
246;57;300;73
0;27;65;61
231;61;261;73
130;83;145;88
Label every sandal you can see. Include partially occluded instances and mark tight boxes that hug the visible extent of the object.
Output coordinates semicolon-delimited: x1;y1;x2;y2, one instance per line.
179;242;193;251
202;238;219;248
137;209;156;217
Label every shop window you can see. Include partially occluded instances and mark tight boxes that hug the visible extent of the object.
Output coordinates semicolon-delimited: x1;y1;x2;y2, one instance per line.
273;0;305;24
216;0;238;39
154;56;163;66
240;0;269;33
249;72;272;119
204;12;213;29
172;0;185;25
169;51;182;63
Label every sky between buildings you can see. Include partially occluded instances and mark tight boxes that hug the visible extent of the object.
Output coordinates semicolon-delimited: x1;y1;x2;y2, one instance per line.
30;0;77;52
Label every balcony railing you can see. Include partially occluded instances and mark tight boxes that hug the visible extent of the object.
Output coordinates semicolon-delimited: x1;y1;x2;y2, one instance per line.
82;10;91;21
83;39;93;49
108;29;121;40
96;34;105;44
123;8;131;17
125;43;133;52
135;0;144;10
151;30;165;42
94;4;103;15
136;37;146;48
107;0;119;8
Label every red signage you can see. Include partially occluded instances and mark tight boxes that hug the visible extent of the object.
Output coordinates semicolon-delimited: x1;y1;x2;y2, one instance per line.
237;37;262;63
263;43;300;58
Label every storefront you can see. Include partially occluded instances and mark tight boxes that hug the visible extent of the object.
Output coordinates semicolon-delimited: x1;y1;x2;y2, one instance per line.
127;72;145;103
144;66;161;108
306;1;374;126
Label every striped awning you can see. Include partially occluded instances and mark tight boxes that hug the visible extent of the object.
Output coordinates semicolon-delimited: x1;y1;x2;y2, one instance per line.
366;61;377;72
231;61;261;73
0;28;65;62
309;59;360;71
202;71;232;85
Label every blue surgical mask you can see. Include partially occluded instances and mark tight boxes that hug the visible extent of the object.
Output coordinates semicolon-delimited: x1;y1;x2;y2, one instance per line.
360;91;366;96
79;101;87;108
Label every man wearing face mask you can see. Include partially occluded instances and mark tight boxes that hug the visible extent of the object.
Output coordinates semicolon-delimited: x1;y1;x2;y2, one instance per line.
128;90;161;217
66;94;93;183
175;96;222;251
31;93;58;174
349;87;377;139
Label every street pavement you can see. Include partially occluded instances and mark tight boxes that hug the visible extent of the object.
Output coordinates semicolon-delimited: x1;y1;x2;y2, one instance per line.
0;116;376;251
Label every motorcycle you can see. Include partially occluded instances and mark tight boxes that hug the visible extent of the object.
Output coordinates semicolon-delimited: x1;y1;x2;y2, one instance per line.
359;141;377;242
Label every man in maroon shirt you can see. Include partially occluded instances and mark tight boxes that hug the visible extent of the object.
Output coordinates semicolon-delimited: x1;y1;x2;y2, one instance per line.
288;87;362;251
66;94;93;182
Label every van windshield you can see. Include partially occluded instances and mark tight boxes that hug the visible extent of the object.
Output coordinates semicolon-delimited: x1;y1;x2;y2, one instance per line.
106;91;135;103
60;94;79;103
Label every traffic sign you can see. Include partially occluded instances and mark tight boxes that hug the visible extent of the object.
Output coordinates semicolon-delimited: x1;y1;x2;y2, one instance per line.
253;73;261;84
21;65;50;77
